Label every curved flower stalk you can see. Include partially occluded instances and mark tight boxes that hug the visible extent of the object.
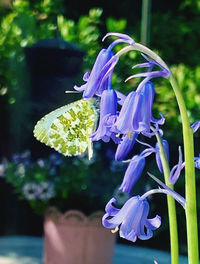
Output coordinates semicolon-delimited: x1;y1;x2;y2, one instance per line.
74;33;134;98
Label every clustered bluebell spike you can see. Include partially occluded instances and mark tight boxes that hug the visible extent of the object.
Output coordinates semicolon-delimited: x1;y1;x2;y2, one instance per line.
74;33;189;243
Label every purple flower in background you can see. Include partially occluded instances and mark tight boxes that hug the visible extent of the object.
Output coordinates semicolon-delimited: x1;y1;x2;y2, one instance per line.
49;153;63;166
37;159;45;168
22;182;38;200
12;150;31;166
155;139;169;173
74;33;134;98
102;196;161;242
91;87;119;143
119;155;145;193
37;181;55;201
115;133;138;162
194;155;200;169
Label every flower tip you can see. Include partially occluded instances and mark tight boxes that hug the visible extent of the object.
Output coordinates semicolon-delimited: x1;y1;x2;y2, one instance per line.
124;75;133;83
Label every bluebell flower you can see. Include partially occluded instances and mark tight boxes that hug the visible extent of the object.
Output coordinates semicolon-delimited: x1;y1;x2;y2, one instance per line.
115;133;138;161
119;155;145;193
112;81;164;136
74;33;134;98
155;139;169;173
90;87;119;143
102;196;161;242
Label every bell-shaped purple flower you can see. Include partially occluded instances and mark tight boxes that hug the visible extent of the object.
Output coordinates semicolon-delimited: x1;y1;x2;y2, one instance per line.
74;33;134;98
155;139;169;173
119;155;145;193
112;81;164;136
115;133;138;161
91;87;119;143
111;90;139;134
102;196;161;242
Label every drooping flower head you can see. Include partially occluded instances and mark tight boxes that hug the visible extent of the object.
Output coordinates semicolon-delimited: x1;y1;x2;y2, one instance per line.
102;196;161;242
74;33;134;98
112;81;164;137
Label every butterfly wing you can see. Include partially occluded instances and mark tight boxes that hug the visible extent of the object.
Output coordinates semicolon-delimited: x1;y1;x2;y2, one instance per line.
33;98;98;159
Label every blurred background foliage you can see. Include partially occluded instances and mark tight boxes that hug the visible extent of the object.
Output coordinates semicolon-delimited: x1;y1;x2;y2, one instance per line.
0;0;200;254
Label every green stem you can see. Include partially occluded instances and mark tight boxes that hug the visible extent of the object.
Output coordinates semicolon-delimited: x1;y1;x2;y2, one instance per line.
169;75;199;264
155;132;179;264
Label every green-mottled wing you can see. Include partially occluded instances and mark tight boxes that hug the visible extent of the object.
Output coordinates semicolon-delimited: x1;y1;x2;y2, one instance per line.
33;98;98;159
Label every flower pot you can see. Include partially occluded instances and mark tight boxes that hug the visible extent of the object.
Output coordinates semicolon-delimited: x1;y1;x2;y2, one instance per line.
43;207;116;264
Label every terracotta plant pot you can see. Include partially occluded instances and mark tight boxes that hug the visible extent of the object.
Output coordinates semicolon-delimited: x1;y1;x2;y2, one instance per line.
44;207;116;264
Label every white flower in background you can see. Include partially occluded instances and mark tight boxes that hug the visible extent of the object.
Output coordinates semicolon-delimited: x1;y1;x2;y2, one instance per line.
37;181;55;201
16;163;25;177
22;182;38;200
0;158;8;178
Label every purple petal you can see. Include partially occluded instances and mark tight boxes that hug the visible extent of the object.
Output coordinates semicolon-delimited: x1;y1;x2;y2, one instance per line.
119;155;145;193
145;215;161;230
102;195;161;243
115;133;138;161
170;146;184;184
91;88;118;142
194;155;200;169
102;32;135;47
74;48;114;98
111;91;137;134
155;139;169;173
83;72;90;81
191;121;200;133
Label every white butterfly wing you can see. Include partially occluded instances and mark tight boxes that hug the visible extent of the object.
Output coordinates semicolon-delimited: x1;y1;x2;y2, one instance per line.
33;98;98;158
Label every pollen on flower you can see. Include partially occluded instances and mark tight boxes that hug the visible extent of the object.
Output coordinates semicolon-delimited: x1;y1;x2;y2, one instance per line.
111;226;119;233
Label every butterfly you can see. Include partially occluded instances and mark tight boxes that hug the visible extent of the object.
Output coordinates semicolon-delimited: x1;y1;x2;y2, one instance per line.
33;98;98;160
